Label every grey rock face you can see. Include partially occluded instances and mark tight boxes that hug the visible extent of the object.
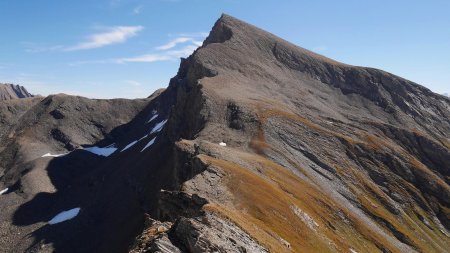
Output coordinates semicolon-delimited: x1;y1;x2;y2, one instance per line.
171;214;268;253
132;14;449;253
0;83;34;100
0;14;449;253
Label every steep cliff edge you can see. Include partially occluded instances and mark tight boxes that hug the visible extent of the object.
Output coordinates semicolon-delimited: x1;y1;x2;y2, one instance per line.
0;14;449;253
129;14;449;253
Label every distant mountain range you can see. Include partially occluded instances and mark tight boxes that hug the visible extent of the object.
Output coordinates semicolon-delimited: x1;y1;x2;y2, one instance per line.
0;83;34;100
0;15;449;253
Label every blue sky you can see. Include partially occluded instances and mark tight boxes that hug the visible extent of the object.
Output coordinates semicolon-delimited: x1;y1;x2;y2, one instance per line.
0;0;449;98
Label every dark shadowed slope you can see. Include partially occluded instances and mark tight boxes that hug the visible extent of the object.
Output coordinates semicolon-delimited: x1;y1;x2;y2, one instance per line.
0;15;449;253
0;94;150;252
0;83;34;100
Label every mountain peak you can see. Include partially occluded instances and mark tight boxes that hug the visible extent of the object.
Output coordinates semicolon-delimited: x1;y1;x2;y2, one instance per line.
195;15;448;131
0;15;449;253
0;83;34;100
203;14;342;66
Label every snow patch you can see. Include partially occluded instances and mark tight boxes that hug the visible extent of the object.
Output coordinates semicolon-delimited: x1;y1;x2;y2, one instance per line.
349;248;358;253
147;114;158;124
0;188;8;195
219;142;227;147
121;135;148;152
48;207;81;225
139;134;148;141
141;137;156;152
121;140;138;152
150;119;168;134
84;145;117;157
42;153;68;158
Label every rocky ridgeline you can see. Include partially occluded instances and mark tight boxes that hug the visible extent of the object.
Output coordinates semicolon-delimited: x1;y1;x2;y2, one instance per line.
0;83;34;100
0;15;449;253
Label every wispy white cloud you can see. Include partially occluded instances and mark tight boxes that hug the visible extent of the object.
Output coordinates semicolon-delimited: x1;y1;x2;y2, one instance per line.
118;54;173;63
156;37;193;50
65;26;144;51
170;32;209;38
69;32;206;66
192;40;203;47
23;26;144;53
157;32;208;50
69;45;198;66
122;45;198;63
156;37;203;51
132;5;143;15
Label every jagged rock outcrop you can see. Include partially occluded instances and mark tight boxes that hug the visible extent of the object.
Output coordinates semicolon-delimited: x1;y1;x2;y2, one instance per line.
0;83;34;100
0;14;449;253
